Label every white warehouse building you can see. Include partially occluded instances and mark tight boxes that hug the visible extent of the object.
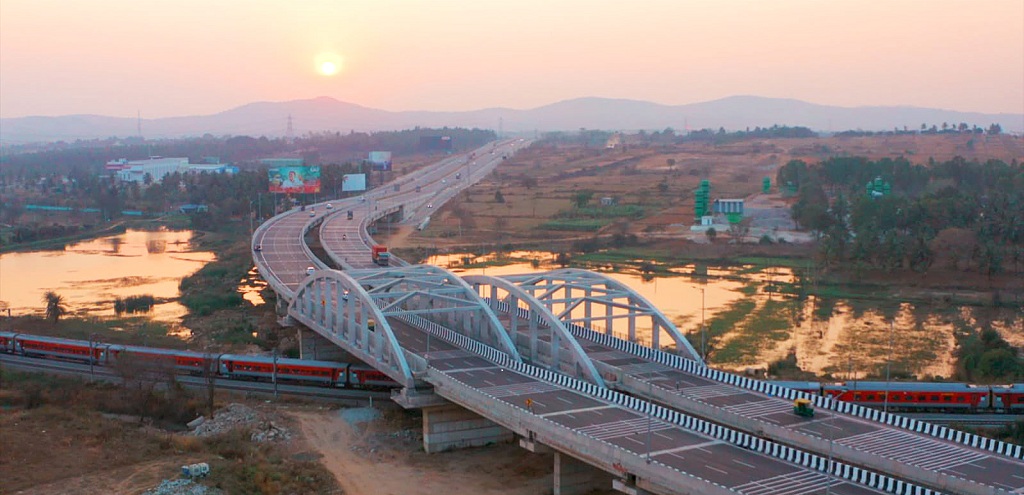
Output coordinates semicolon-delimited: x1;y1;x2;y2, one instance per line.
113;157;189;183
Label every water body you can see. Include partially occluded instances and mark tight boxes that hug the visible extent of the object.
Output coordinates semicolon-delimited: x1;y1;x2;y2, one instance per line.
0;229;215;322
427;251;1023;380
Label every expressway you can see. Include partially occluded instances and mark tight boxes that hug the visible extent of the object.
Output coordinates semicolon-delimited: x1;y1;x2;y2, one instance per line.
253;141;1020;495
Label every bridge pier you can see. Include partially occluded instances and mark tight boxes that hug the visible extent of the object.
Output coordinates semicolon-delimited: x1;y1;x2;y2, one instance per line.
298;328;354;362
421;404;513;453
554;452;611;495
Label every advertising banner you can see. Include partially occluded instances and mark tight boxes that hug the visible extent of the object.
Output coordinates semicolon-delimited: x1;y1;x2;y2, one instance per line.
342;173;367;192
268;165;321;194
368;151;392;171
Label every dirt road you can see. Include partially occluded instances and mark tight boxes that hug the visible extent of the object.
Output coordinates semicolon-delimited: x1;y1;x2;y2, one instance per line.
291;409;565;495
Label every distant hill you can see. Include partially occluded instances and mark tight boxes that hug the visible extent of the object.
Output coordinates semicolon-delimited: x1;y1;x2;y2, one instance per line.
2;95;1021;144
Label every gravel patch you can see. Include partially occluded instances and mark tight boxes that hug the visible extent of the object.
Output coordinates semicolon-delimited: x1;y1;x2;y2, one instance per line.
191;403;291;443
143;479;222;495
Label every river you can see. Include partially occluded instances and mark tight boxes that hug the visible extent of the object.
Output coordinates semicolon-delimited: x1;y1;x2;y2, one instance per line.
0;229;215;322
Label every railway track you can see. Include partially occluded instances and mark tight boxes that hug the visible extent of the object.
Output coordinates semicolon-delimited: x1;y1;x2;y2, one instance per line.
0;353;395;407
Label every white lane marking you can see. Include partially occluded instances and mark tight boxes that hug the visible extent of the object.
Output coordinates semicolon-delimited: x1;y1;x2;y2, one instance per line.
704;465;729;476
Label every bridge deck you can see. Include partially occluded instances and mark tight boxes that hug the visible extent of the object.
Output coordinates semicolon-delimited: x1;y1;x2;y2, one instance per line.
386;316;886;495
489;307;1024;493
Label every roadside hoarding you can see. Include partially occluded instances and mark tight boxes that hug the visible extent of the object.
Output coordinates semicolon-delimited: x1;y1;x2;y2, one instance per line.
268;165;321;194
342;173;367;192
368;151;392;171
418;135;452;151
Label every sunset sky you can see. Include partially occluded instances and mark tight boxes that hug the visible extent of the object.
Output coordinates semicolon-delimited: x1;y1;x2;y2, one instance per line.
1;0;1021;119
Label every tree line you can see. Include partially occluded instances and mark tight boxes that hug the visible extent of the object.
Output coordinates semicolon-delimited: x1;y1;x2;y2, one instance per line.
782;156;1024;276
0;127;497;183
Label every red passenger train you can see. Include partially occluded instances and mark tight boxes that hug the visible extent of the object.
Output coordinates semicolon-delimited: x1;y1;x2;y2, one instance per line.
0;332;398;389
4;331;1020;409
771;380;1024;413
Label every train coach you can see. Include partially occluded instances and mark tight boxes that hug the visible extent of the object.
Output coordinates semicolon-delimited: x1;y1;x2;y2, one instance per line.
1;331;399;390
0;331;111;363
219;354;345;385
992;384;1024;412
771;380;1021;413
824;381;992;411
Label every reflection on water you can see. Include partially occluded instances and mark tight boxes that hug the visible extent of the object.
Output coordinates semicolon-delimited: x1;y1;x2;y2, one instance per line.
239;266;268;306
427;251;1022;379
0;229;215;322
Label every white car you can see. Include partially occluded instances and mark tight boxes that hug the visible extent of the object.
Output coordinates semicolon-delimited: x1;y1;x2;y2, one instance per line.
305;266;315;276
427;203;433;208
326;203;333;210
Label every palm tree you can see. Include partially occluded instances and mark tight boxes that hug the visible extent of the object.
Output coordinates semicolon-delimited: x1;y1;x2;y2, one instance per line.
43;291;67;323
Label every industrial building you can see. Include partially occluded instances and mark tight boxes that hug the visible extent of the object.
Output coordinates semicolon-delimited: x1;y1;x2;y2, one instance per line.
106;157;235;184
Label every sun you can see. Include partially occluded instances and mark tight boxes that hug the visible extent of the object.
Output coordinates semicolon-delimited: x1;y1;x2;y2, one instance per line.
315;53;343;77
320;61;338;76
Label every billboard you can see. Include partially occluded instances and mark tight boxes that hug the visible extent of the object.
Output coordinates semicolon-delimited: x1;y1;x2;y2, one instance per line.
268;165;321;194
342;173;367;192
419;135;452;151
368;151;392;171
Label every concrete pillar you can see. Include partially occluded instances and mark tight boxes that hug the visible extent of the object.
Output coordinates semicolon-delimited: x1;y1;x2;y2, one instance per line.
422;404;513;453
554;452;610;495
298;328;349;361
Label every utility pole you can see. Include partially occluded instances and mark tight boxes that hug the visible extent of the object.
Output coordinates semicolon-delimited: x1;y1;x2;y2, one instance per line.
89;333;98;381
825;389;848;495
272;347;279;399
645;380;653;464
700;287;707;361
883;320;894;414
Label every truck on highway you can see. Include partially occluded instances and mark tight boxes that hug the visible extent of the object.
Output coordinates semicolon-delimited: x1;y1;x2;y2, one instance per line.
371;245;390;266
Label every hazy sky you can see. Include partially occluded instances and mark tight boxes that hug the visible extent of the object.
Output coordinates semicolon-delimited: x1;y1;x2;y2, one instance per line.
2;1;1022;119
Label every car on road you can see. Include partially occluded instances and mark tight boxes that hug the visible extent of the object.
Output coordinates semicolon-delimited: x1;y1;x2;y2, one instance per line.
326;203;333;210
427;203;433;208
305;266;315;276
309;210;315;217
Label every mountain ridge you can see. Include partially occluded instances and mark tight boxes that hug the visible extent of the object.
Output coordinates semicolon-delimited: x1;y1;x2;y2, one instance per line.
2;95;1021;144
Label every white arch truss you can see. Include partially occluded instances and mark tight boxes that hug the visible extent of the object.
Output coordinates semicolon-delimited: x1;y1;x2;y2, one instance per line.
497;268;702;362
346;265;522;362
288;269;415;388
464;275;606;388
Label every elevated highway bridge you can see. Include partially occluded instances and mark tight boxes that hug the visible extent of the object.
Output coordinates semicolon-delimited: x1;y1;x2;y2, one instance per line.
254;141;1022;495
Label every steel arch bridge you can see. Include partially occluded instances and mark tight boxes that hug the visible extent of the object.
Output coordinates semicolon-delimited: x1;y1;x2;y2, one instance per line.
480;268;702;363
288;265;522;388
464;274;606;387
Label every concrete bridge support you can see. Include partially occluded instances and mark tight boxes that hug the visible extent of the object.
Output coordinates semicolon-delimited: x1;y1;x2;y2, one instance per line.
421;404;514;453
298;328;354;362
554;452;611;495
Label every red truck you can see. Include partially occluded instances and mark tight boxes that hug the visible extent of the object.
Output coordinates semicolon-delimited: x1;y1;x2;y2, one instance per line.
371;245;390;266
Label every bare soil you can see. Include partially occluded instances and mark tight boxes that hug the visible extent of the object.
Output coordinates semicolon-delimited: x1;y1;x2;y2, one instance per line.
0;405;190;495
400;134;1023;250
291;408;616;495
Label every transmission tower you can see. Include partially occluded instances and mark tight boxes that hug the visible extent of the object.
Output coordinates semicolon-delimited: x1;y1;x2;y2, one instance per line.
286;114;295;142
